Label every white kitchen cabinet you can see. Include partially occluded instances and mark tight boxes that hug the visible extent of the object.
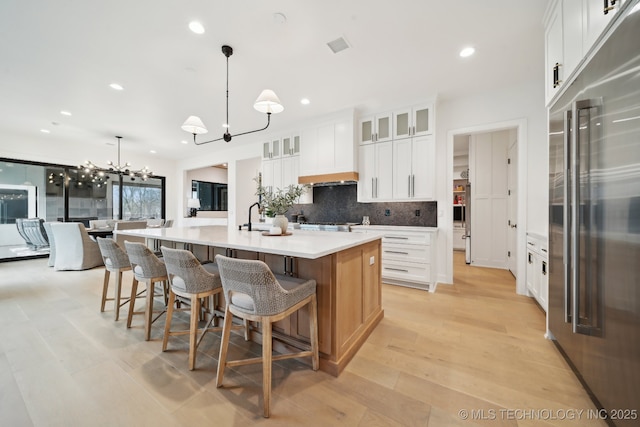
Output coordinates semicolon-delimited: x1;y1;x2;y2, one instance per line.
262;138;281;160
281;156;298;190
393;104;433;139
545;0;564;104
299;118;356;178
544;0;627;105
282;134;300;157
392;136;435;201
357;141;393;202
583;0;625;54
261;158;282;193
453;226;465;250
526;233;548;312
351;225;437;292
280;155;313;204
359;112;392;144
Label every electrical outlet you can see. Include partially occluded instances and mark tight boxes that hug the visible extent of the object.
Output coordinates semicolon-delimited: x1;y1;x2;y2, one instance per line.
369;256;375;265
385;209;390;216
415;209;420;216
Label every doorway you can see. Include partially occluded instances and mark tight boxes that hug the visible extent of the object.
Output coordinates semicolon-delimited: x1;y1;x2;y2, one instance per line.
447;119;526;295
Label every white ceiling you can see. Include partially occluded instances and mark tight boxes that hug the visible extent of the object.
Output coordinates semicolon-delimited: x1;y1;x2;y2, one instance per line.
0;0;548;161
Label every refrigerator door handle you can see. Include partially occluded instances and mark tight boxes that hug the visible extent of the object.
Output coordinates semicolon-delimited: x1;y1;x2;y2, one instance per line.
563;109;572;324
571;98;604;337
570;101;580;334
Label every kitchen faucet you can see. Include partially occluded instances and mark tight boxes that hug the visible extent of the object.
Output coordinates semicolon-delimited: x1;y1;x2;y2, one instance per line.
247;202;261;231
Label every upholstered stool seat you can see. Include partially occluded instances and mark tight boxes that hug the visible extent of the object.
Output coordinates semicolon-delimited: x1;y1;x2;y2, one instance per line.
214;254;319;418
124;241;168;341
97;237;132;321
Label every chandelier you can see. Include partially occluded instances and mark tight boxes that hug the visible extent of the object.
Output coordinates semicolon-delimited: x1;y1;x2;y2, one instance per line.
181;45;284;145
82;136;152;181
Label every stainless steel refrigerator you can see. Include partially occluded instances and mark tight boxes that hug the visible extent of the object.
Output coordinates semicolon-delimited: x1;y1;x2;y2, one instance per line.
548;2;639;425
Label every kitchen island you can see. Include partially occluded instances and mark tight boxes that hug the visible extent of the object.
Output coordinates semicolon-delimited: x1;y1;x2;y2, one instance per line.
115;226;384;376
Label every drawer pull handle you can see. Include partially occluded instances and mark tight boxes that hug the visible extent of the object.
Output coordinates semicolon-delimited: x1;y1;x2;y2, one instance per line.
384;250;409;255
385;267;409;273
386;236;409;240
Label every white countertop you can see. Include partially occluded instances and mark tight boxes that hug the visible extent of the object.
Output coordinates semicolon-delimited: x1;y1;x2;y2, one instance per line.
115;225;383;259
350;225;438;233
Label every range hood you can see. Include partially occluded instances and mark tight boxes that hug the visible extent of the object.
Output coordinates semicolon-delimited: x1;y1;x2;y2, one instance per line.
298;171;359;186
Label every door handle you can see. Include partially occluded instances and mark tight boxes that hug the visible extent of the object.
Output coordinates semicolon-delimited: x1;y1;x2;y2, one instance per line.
563;109;572;324
553;63;562;88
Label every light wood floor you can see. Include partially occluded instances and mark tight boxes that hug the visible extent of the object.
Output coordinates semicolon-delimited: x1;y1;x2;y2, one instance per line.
0;252;605;426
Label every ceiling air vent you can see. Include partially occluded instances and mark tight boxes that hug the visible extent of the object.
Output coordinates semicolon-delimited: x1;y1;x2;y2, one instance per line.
327;36;350;54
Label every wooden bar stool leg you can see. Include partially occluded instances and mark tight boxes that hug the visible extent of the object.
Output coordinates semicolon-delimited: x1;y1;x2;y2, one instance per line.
309;295;319;370
144;280;154;341
216;306;234;387
244;319;251;341
162;291;176;351
189;295;199;370
262;318;272;418
127;278;139;328
114;271;123;321
100;270;111;313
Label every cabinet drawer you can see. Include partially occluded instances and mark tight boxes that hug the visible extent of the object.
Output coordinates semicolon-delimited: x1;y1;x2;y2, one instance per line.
382;260;430;284
382;232;430;245
382;243;430;263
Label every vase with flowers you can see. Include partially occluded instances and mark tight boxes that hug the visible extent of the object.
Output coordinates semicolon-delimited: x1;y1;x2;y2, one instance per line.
255;177;307;233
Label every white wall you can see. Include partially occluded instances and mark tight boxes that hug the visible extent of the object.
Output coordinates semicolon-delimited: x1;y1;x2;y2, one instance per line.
436;79;547;292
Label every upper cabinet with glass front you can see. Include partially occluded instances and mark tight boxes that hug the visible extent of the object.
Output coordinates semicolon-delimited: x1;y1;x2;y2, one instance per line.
282;134;300;157
262;138;281;160
358;112;392;145
393;104;433;140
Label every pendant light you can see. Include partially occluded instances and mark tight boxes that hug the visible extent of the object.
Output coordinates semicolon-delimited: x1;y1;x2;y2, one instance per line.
182;45;284;145
82;136;152;181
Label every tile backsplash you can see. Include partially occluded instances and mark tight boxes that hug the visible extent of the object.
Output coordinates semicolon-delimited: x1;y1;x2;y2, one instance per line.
289;184;437;227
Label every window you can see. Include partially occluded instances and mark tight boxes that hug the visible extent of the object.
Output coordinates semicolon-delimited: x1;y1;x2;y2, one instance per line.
192;180;228;211
113;176;163;220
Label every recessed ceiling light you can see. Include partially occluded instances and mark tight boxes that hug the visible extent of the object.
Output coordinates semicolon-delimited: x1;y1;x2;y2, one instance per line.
189;21;205;34
222;123;229;128
60;110;72;116
109;83;124;91
301;98;310;105
40;129;50;134
460;47;475;58
150;150;156;154
181;140;189;144
223;163;228;167
273;13;287;24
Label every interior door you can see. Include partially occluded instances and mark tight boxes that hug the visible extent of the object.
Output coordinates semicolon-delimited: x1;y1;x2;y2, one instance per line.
469;129;509;269
507;137;518;276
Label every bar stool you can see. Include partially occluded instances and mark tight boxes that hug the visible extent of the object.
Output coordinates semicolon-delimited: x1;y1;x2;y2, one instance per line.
214;254;319;418
160;246;230;370
124;241;168;341
96;237;131;321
